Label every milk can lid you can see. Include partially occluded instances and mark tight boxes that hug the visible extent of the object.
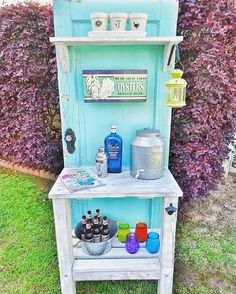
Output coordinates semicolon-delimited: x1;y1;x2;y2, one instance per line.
136;128;160;137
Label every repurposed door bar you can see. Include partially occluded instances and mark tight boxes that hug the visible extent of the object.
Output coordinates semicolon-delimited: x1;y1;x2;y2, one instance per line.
49;0;183;293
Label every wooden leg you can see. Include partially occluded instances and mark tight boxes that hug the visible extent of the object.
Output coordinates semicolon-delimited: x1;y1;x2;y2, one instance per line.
52;198;76;294
158;196;179;294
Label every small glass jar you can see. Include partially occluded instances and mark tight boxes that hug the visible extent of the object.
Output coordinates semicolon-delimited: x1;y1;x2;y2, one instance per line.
145;232;160;254
117;223;130;243
125;232;140;254
135;222;148;243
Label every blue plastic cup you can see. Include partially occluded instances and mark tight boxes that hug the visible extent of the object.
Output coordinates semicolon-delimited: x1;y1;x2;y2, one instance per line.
145;232;160;254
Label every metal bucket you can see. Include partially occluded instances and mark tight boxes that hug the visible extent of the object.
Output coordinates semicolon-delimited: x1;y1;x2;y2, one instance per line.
131;128;164;180
75;219;118;256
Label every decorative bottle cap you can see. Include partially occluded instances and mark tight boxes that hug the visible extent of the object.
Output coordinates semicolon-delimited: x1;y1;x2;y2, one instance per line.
111;125;117;133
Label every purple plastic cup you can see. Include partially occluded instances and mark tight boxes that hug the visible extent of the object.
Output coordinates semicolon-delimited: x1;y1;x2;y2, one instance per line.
125;232;140;254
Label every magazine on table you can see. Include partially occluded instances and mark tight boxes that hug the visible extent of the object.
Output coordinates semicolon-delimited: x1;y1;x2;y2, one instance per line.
60;167;105;193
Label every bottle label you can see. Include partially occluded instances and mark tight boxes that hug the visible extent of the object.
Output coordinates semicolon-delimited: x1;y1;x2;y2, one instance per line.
85;236;94;242
108;144;119;160
101;234;110;241
94;234;101;243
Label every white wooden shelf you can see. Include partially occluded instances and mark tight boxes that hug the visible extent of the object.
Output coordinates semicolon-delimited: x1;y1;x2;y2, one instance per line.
73;258;160;281
50;36;183;46
72;229;161;281
50;36;183;73
49;167;183;199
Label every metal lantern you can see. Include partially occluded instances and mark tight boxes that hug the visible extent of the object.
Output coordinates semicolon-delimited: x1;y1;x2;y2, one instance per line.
166;69;187;108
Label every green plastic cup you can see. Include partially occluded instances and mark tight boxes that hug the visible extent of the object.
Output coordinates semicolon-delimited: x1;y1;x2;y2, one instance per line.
117;223;130;243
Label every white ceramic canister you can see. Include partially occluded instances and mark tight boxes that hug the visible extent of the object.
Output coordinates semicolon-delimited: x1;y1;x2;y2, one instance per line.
129;13;148;32
90;13;109;31
110;13;128;31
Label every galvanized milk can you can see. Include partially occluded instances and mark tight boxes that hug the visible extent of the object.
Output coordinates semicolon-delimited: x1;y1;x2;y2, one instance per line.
130;128;164;180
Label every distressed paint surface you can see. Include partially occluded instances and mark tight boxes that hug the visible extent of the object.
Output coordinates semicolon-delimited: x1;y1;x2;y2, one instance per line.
53;0;179;228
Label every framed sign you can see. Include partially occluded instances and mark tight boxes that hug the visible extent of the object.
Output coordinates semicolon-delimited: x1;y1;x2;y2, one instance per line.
83;70;147;102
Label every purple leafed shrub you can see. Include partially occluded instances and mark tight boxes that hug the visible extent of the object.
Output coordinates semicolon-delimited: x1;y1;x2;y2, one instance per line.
0;2;63;174
170;0;236;200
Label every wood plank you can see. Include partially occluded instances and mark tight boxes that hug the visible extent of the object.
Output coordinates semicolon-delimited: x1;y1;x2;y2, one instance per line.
50;36;183;46
52;199;76;294
74;247;159;259
72;258;160;280
73;270;160;281
158;197;179;294
49;168;183;199
73;257;160;272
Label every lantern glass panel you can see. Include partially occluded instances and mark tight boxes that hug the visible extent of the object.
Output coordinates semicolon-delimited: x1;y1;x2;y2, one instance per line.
167;86;186;107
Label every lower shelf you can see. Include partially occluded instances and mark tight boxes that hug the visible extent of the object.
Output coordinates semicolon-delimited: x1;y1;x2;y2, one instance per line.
73;228;160;259
72;258;160;281
72;228;161;280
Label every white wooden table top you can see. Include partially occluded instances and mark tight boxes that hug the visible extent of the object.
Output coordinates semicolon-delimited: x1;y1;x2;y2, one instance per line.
49;167;183;199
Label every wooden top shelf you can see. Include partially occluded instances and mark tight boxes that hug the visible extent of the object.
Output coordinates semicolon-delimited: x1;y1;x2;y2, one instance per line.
49;167;183;199
50;36;183;73
50;36;183;46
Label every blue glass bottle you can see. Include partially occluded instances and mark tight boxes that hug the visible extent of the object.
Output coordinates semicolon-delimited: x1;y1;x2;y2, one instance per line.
104;125;122;173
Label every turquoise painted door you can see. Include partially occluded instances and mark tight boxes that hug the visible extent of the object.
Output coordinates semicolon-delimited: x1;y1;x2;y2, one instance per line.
53;0;179;228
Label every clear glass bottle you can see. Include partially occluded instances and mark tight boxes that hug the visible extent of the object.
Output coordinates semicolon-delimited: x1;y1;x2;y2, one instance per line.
96;148;108;178
104;125;122;173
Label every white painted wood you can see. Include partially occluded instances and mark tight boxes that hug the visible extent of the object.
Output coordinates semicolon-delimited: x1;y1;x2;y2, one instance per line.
52;199;76;294
163;42;176;72
55;43;70;73
50;36;183;46
158;197;179;294
88;31;147;38
73;269;159;281
158;268;174;294
72;258;160;281
49;167;183;199
74;247;159;259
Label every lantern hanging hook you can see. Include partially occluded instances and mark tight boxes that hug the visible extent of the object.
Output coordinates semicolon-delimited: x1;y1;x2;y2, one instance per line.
175;45;184;71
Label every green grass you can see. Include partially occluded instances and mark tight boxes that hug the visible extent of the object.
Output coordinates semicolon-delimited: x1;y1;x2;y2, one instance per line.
175;224;236;270
0;170;157;294
0;169;235;293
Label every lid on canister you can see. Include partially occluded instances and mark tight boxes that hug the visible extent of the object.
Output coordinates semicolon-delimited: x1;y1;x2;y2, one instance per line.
136;128;160;137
